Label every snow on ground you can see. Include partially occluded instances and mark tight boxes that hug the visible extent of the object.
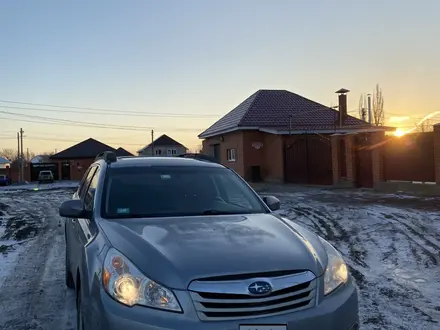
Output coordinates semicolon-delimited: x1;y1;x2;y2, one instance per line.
0;180;79;193
0;187;77;330
0;185;439;329
271;188;440;329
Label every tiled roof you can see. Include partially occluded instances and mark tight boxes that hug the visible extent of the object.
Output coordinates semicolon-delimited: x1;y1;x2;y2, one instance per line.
115;147;134;157
50;138;116;159
199;90;369;138
138;134;187;153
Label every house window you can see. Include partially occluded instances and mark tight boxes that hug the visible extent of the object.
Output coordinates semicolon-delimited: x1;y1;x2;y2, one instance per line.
226;149;236;162
155;149;162;156
167;149;177;156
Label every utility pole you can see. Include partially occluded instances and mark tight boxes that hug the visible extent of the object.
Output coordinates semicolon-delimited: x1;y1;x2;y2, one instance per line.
20;128;24;183
151;129;154;156
17;132;21;183
27;148;29;162
367;94;372;124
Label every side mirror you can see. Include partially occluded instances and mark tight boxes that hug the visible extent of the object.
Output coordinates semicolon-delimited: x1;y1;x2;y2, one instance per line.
262;195;281;211
59;200;88;218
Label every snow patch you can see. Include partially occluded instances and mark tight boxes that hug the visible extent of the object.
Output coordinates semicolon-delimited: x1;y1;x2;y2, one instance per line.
0;181;79;193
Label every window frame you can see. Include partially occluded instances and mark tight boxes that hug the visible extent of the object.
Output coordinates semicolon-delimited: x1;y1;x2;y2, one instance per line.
77;167;92;197
167;149;177;156
226;148;236;162
84;166;101;212
155;149;162;156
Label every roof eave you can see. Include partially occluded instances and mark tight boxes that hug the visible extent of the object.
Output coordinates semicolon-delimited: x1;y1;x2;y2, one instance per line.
261;126;393;135
198;126;261;139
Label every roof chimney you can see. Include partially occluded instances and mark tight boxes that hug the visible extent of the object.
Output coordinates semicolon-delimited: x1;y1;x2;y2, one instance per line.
336;88;350;127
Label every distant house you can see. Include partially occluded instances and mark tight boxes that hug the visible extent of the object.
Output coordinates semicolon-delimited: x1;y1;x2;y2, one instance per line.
30;154;52;164
0;156;10;169
137;134;187;157
50;138;128;181
115;147;134;157
199;89;391;186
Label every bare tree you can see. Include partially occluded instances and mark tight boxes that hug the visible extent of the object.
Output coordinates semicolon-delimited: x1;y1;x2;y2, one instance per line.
358;95;366;121
0;148;18;161
25;151;36;162
415;119;433;132
372;84;385;126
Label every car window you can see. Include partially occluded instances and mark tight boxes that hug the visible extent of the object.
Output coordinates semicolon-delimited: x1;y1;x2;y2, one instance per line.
102;166;267;219
78;167;97;199
0;175;5;179
214;175;254;209
84;167;100;211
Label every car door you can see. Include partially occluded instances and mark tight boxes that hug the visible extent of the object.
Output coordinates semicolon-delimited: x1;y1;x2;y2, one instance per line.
66;167;92;268
67;166;97;277
76;166;100;247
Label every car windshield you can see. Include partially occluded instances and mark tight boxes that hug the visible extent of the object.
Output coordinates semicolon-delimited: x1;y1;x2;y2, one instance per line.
40;171;51;175
102;166;268;218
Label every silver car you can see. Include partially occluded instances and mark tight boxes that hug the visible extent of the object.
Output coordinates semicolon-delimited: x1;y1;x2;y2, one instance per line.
38;170;54;183
59;152;359;330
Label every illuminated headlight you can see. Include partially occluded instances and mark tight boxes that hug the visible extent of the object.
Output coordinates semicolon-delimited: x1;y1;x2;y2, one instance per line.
319;237;348;295
102;248;182;312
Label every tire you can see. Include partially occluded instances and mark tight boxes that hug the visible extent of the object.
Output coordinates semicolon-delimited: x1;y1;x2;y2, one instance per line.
76;285;85;330
65;237;74;289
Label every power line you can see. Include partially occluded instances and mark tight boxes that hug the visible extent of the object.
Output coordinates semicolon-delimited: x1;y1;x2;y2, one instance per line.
0;112;204;132
0;99;221;118
0;105;220;119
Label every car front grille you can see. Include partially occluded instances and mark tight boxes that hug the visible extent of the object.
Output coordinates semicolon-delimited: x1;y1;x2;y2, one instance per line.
188;270;317;321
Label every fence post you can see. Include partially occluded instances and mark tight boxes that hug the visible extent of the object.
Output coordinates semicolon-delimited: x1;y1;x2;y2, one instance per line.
434;124;440;185
371;131;385;186
330;134;340;185
345;134;355;184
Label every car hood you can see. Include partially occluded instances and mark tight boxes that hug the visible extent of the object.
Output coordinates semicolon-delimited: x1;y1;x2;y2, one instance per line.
99;213;328;290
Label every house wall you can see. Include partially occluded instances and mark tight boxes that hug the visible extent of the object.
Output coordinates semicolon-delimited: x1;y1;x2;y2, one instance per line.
138;146;187;157
202;131;245;177
6;165;31;183
202;131;284;182
52;158;95;181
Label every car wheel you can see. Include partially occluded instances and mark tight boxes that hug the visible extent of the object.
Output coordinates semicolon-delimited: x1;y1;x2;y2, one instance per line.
76;287;85;330
65;248;74;289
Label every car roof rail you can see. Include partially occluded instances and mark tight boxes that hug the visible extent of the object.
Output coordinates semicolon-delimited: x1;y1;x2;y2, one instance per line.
176;153;219;163
95;151;117;164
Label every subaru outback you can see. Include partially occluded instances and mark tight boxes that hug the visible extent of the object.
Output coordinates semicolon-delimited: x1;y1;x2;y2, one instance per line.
59;151;359;330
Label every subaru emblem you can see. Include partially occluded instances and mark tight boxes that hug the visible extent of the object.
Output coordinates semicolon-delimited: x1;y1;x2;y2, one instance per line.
248;281;272;295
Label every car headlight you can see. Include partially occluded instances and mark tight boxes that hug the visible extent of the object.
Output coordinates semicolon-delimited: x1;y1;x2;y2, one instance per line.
319;237;348;295
102;248;182;312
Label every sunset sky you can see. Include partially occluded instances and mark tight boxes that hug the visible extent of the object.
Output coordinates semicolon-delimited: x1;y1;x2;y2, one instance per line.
1;0;439;154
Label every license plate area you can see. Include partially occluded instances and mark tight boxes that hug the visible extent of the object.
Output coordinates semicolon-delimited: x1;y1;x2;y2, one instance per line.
239;325;287;330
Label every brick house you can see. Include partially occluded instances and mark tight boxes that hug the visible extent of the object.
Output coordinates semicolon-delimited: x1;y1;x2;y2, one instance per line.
49;138;133;181
137;134;187;157
199;89;392;187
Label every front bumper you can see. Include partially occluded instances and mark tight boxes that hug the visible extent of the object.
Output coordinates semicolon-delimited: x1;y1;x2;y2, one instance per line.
87;277;358;330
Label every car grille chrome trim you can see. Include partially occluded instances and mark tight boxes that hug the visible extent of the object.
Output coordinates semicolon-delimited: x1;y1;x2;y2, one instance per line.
188;270;317;321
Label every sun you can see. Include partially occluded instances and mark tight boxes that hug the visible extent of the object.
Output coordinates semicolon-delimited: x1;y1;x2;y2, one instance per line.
394;128;406;137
